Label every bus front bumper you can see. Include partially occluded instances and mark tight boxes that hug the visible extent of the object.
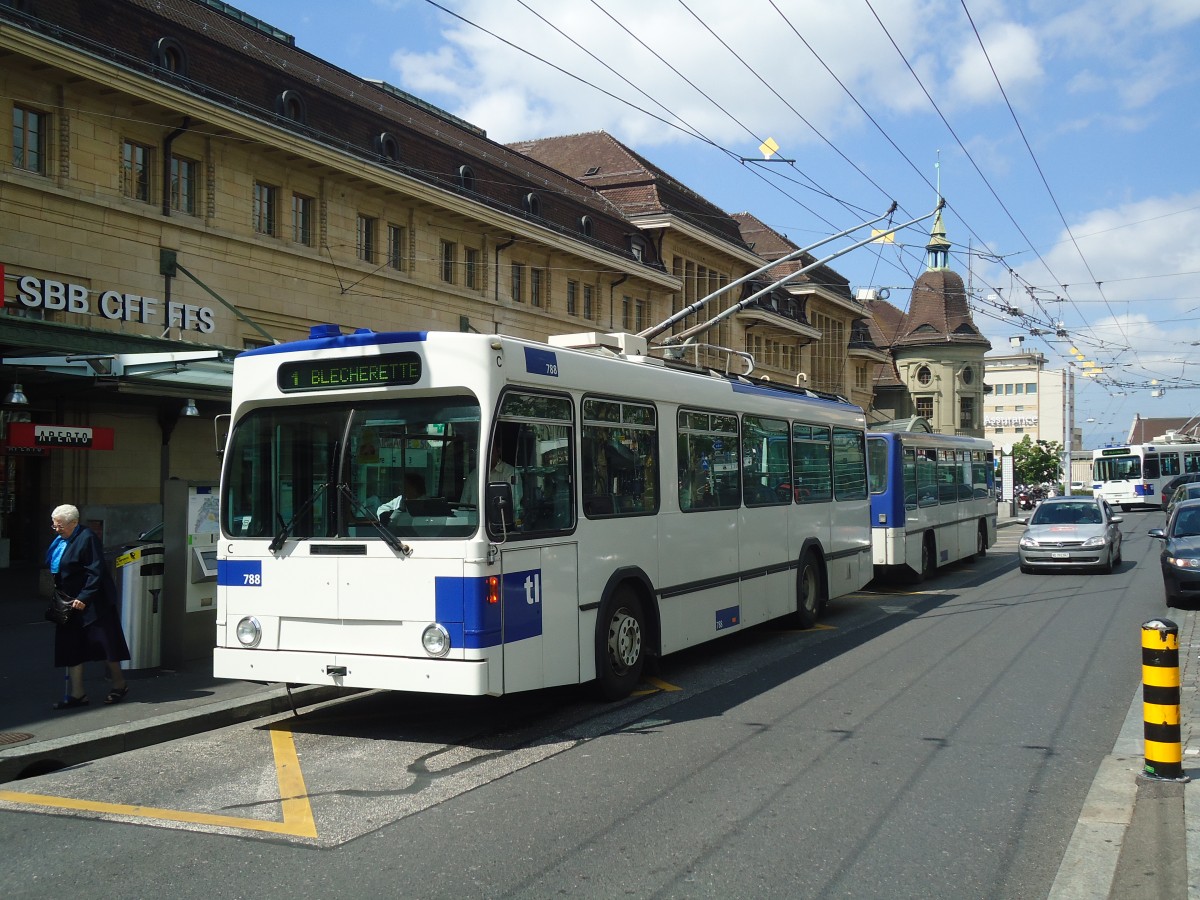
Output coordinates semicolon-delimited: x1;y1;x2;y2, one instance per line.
213;647;495;696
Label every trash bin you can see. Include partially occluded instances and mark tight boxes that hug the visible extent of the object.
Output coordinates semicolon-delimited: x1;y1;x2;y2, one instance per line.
116;542;164;670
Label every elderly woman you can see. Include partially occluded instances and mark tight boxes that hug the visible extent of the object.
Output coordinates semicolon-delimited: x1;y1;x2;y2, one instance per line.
47;504;130;709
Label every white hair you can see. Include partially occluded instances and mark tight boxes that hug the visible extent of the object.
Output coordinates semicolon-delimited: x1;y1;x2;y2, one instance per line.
51;504;80;524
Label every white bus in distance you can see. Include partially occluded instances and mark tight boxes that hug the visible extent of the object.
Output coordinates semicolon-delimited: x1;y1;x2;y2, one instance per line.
1092;438;1200;510
214;326;873;699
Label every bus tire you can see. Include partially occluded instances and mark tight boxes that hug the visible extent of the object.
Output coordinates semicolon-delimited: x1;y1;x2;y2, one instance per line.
793;552;824;629
975;522;988;558
593;586;645;701
911;533;935;584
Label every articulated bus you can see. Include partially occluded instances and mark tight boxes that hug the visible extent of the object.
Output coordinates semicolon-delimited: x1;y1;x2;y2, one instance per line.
214;326;873;699
1093;440;1200;510
866;430;996;581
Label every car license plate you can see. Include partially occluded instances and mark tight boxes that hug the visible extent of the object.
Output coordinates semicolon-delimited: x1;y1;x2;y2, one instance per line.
1051;552;1069;559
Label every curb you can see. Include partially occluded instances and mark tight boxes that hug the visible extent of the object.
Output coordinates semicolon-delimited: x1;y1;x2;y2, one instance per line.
0;684;351;784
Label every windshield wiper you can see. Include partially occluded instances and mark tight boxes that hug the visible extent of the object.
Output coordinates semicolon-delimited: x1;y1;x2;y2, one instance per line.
337;483;407;554
269;482;329;554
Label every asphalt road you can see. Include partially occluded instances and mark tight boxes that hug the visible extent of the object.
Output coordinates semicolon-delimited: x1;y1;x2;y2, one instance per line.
0;511;1170;899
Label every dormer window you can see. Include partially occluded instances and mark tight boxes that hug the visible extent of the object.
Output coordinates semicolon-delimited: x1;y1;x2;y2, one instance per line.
152;37;188;76
375;131;401;164
579;215;594;238
523;192;542;217
276;90;307;124
628;235;647;262
457;165;476;192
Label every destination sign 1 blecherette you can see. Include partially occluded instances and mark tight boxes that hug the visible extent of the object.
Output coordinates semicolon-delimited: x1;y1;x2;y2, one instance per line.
277;352;422;392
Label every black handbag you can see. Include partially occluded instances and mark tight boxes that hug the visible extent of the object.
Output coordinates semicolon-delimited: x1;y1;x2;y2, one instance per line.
45;589;80;627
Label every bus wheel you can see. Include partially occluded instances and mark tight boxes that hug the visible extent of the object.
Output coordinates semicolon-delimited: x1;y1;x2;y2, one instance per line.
975;522;988;558
794;552;824;629
912;534;935;584
594;587;645;701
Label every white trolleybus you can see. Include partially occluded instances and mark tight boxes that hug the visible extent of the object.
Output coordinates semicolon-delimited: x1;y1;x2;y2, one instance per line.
1093;438;1200;510
866;427;996;581
213;326;873;699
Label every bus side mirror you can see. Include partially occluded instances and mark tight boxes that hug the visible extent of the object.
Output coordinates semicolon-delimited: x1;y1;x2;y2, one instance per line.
486;482;514;532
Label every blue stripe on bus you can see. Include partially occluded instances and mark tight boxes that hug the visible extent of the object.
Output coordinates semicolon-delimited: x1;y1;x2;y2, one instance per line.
502;569;543;642
729;380;857;408
434;572;543;649
218;559;262;586
241;329;428;357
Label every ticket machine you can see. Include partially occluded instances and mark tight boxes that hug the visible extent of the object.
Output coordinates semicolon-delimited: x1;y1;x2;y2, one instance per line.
161;478;219;666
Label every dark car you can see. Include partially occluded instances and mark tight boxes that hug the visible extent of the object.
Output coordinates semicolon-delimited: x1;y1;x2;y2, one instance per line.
1164;483;1200;522
1149;498;1200;607
1159;473;1200;509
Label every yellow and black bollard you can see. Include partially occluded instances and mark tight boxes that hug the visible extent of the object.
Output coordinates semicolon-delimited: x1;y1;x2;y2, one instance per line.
1141;618;1190;782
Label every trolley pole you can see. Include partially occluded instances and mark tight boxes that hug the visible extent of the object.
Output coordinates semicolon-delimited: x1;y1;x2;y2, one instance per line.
1141;618;1190;782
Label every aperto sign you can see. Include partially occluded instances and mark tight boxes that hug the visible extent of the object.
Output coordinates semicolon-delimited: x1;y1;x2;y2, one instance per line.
6;422;115;450
277;352;422;392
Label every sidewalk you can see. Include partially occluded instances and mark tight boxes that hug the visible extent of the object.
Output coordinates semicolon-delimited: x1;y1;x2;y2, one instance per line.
0;564;342;782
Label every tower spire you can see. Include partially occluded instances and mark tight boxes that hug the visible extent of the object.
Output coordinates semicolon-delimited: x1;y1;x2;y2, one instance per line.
926;153;949;270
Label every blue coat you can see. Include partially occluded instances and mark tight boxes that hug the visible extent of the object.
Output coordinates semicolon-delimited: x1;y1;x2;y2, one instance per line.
52;524;118;627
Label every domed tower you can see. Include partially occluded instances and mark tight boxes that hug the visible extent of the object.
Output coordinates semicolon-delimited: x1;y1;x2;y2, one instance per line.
890;208;991;436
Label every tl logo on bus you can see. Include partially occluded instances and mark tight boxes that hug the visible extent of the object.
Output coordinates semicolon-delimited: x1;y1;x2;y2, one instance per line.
523;572;541;605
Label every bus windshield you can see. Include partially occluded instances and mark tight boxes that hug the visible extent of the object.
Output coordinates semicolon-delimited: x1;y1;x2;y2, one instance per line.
1094;454;1140;482
222;396;481;540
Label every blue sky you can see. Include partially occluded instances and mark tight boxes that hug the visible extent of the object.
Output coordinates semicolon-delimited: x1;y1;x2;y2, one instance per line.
230;0;1200;448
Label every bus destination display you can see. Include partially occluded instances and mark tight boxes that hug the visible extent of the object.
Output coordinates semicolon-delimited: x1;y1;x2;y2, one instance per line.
278;352;422;392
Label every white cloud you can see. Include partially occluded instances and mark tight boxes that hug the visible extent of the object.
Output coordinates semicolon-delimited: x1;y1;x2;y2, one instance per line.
947;22;1042;106
385;0;1015;148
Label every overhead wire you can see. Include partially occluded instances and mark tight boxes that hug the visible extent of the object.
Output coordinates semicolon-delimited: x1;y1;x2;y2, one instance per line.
957;0;1140;365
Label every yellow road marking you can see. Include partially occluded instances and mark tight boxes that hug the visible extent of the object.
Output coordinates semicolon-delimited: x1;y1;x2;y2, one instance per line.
642;676;682;692
0;727;317;838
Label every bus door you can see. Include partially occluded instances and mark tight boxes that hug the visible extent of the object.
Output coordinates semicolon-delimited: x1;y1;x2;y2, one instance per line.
497;544;579;693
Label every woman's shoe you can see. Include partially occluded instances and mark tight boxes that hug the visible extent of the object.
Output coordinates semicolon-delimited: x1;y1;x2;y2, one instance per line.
52;694;89;710
105;686;129;704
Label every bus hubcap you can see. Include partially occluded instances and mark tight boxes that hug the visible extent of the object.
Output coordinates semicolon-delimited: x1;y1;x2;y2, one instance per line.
608;610;641;672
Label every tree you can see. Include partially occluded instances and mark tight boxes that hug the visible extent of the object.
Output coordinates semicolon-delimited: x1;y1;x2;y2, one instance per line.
1011;434;1063;486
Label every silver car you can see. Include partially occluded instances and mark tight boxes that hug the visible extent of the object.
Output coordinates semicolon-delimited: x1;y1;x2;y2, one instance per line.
1018;497;1124;574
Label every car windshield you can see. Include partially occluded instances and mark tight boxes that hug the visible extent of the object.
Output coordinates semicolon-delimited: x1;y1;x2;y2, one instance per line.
1173;508;1200;537
1031;502;1103;526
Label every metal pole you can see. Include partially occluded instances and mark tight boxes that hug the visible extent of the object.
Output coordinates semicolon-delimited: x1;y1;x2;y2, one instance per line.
667;201;944;345
638;202;899;342
1141;618;1189;782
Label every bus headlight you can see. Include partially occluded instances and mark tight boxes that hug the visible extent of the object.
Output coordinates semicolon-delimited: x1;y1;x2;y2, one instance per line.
421;623;451;657
235;616;262;648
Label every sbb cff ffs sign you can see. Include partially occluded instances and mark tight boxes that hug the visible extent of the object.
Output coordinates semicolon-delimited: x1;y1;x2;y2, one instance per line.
6;423;115;450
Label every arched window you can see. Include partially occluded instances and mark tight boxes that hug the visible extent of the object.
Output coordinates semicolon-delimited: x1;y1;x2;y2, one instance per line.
523;192;542;217
375;132;401;164
579;215;594;238
152;37;188;76
276;90;307;124
457;165;476;192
